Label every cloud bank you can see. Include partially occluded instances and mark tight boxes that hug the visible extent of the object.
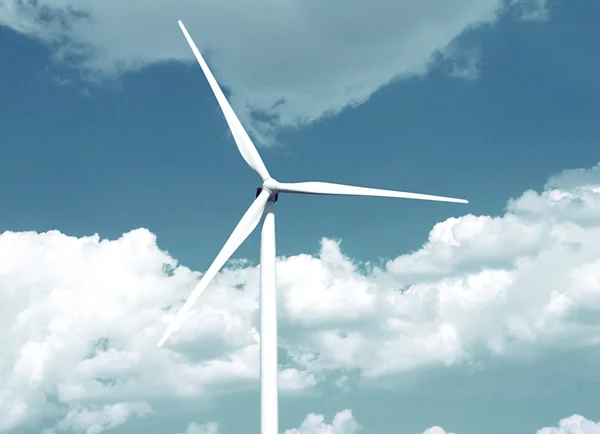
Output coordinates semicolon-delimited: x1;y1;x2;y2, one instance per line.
0;0;549;140
2;163;600;432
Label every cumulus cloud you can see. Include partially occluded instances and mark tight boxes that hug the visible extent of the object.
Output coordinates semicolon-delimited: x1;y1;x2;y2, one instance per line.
280;164;600;377
0;0;548;141
423;428;456;434
0;229;261;432
278;368;318;394
537;414;600;434
283;409;359;434
2;163;600;432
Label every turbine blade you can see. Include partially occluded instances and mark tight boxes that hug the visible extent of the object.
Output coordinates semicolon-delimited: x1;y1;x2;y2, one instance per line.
277;181;468;204
177;20;271;181
157;190;271;347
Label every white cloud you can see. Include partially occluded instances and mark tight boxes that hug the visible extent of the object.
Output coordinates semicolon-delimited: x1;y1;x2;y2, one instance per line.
279;368;318;394
0;229;261;432
283;409;359;434
0;0;548;141
178;421;219;434
423;428;456;434
2;163;600;432
537;414;600;434
279;164;600;377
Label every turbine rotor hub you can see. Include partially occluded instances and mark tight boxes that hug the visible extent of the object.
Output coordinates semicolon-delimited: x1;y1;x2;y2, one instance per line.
262;177;279;194
256;178;279;202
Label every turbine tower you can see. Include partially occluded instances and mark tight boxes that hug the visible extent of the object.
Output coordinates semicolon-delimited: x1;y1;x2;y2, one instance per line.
158;20;468;434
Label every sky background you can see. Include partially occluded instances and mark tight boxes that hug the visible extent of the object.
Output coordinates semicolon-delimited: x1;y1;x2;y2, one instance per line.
1;0;600;433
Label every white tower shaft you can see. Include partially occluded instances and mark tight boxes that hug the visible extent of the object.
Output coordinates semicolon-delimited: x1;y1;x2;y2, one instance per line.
260;199;278;434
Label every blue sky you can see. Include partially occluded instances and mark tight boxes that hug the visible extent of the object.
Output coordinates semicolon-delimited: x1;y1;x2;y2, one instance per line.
1;1;600;434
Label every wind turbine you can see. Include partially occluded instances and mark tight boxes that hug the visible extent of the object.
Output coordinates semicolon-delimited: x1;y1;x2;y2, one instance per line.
158;20;468;434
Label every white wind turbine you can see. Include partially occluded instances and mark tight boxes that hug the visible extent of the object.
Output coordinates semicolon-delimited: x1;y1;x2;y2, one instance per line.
158;20;468;434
